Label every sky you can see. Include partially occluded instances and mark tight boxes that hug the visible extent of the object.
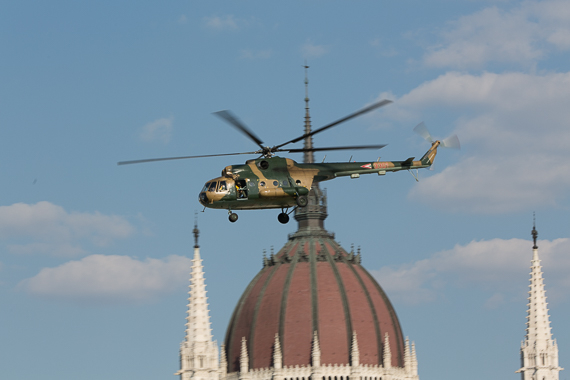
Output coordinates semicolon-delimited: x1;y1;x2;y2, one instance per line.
1;1;570;379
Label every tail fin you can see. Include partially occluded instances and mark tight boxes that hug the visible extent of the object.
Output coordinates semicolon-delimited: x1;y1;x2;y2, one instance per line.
414;122;460;167
420;141;441;166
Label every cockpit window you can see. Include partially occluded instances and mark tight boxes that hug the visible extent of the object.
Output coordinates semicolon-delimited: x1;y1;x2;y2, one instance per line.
208;182;217;191
201;183;210;192
218;181;227;192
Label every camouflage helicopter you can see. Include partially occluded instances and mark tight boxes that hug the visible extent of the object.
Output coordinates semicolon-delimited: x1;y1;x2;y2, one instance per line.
118;99;459;223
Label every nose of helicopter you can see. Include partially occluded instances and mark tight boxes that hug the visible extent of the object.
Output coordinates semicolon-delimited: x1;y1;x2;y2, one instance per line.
199;191;208;205
199;181;211;205
199;177;232;206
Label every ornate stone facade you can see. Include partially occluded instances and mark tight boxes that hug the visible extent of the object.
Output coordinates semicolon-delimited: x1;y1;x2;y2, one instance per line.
222;330;418;380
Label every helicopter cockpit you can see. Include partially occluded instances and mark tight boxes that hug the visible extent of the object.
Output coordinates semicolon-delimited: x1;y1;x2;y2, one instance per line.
198;177;235;206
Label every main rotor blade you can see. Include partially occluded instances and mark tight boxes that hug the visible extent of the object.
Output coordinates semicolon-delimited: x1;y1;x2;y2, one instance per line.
213;110;265;150
284;144;387;153
117;151;260;165
274;99;392;150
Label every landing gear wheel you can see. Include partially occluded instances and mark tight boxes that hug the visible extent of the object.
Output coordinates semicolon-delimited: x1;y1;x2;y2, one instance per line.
228;213;238;223
278;213;290;224
296;195;308;207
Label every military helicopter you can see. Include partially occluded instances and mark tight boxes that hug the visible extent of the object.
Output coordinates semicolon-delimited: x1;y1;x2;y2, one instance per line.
118;99;459;223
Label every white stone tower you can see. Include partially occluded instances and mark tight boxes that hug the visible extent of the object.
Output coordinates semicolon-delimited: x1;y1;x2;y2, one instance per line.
516;221;563;380
176;223;220;380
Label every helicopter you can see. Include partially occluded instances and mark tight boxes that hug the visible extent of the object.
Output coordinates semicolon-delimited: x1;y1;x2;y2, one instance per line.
118;99;459;223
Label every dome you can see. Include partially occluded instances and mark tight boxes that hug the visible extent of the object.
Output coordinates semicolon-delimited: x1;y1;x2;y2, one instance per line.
224;186;405;373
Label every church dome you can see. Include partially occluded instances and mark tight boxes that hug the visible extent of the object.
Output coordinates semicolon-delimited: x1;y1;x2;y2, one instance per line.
223;187;405;373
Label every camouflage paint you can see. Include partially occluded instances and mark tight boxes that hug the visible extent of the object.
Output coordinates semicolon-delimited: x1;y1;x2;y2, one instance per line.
198;141;441;211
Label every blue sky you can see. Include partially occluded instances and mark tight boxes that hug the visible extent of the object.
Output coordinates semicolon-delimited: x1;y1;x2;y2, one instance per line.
1;1;570;379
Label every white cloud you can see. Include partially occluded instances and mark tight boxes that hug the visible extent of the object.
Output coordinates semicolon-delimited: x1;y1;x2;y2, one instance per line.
19;254;192;303
203;15;240;31
381;71;570;213
0;202;135;256
409;155;570;214
8;242;86;256
423;0;570;69
373;259;439;305
529;0;570;50
139;116;173;144
424;6;541;68
372;238;570;306
301;40;329;59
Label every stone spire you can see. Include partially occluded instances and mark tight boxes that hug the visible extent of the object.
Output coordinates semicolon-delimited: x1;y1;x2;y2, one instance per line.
273;333;283;369
187;228;212;343
292;65;331;237
312;330;321;367
532;213;538;250
240;337;249;374
193;215;200;249
176;222;219;380
411;342;418;376
351;331;360;367
220;344;227;378
516;221;563;380
383;333;392;369
303;62;315;164
404;338;412;373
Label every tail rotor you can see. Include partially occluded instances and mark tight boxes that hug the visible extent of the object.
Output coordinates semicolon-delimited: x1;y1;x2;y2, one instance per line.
413;122;433;143
413;122;460;149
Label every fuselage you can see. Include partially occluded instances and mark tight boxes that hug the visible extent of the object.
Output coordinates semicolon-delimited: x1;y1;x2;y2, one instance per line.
198;144;438;211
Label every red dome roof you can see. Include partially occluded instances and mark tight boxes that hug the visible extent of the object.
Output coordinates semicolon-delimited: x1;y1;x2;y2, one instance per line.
224;231;405;372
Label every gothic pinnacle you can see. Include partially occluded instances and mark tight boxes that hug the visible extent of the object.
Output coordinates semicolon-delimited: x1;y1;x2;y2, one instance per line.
193;214;200;248
532;212;538;249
